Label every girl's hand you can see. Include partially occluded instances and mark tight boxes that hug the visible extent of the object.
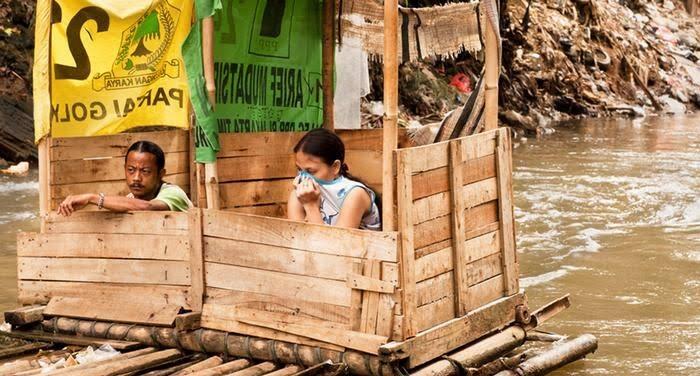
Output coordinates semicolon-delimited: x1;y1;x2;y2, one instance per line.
295;177;321;207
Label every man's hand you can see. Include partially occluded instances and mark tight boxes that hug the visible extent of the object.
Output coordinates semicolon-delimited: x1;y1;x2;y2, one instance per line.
58;193;96;216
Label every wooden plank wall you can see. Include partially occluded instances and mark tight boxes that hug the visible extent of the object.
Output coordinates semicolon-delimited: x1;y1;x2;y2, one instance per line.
215;129;409;216
17;211;194;310
396;128;519;334
48;130;191;211
200;210;403;349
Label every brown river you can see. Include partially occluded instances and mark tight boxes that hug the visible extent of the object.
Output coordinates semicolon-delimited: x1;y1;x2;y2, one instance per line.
0;114;699;374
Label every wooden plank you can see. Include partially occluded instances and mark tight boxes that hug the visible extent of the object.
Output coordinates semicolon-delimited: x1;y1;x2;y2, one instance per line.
61;349;183;376
345;150;383;189
217;154;296;183
495;128;519;295
449;140;468;316
206;237;358;281
43;296;182;326
204;287;349;324
465;230;501;262
465;253;503;286
396;151;417;338
1;330;143;351
416;245;452;282
51;173;190;200
347;273;395;294
237;318;387;354
44;211;189;235
416;272;453;307
175;312;201;331
203;210;398;262
416;296;455;332
378;293;525;368
217;132;304;158
17;281;191;309
201;304;345;352
415;231;502;282
466;274;505;311
350;262;364;331
0;342;50;359
413;201;499;250
376;294;395;338
19;257;190;285
52;151;188;185
412;177;499;224
405;130;498;174
228;203;286;218
189;209;204;311
50;131;189;161
17;233;189;260
411;154;497;200
3;306;44;327
414;239;452;259
360;259;381;334
205;263;351;307
222;306;350;330
217;130;385;158
219;179;292;208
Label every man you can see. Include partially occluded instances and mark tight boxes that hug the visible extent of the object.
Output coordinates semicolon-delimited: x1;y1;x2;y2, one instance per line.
58;140;193;216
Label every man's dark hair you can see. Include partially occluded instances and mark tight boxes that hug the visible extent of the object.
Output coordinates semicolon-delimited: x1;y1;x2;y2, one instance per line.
125;141;166;171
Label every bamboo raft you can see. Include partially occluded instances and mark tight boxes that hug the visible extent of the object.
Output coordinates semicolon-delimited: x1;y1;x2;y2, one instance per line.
7;0;598;374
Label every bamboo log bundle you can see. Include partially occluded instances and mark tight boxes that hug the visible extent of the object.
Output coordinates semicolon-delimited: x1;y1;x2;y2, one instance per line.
493;334;598;376
41;318;391;376
411;326;526;376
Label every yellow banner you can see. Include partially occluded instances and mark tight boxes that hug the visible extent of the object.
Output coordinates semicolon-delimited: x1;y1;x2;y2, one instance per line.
49;0;193;137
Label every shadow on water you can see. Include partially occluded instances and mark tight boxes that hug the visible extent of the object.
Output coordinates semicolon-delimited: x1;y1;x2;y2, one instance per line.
0;115;698;374
514;114;700;375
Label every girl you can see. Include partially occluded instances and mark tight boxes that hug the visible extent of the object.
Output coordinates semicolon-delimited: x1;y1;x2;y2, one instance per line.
287;129;381;230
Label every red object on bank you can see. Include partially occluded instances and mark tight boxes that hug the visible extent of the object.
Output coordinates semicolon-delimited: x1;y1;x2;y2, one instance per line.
450;73;472;93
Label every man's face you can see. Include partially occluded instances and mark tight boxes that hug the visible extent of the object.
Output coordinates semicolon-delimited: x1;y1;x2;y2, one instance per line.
125;151;164;199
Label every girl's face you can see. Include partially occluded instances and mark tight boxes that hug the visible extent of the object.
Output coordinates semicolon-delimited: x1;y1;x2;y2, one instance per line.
295;151;341;182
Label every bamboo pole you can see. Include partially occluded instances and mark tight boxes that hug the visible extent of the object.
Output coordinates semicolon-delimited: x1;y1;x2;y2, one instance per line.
382;0;399;231
482;0;500;131
410;326;526;376
493;334;598;376
38;138;50;232
188;359;251;376
172;356;224;376
201;16;221;209
322;0;335;130
42;318;393;376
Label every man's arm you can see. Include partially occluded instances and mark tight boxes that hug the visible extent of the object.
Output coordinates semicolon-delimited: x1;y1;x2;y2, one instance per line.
58;193;169;216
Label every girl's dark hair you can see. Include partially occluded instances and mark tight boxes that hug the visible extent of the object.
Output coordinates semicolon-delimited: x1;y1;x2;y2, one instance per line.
294;128;382;217
126;140;166;172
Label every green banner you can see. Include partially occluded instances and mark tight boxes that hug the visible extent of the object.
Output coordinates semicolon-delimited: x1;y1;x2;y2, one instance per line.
212;0;323;134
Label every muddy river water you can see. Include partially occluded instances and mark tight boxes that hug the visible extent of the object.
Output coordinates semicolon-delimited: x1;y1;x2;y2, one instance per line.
1;114;699;374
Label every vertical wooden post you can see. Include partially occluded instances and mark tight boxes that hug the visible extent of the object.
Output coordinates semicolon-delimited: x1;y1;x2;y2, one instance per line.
322;0;335;130
382;0;399;231
448;140;468;316
396;152;416;339
482;0;500;131
495;129;518;295
202;16;220;209
38;138;51;233
188;208;205;311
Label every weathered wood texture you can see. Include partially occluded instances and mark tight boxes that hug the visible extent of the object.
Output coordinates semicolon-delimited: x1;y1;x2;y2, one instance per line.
215;130;410;215
394;128;520;337
47;130;191;211
201;209;400;349
17;211;193;312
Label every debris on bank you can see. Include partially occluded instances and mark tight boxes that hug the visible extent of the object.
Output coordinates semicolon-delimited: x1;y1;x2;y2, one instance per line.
364;0;700;135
